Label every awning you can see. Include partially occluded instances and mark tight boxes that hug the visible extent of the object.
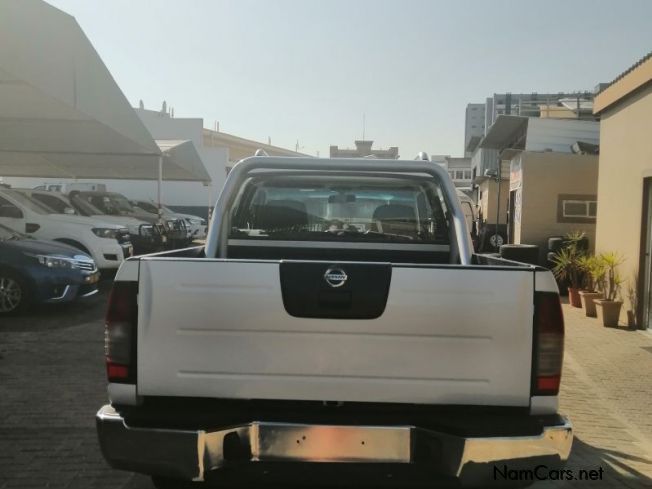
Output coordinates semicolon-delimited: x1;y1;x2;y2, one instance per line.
0;140;211;182
479;115;528;150
156;140;211;183
0;1;208;184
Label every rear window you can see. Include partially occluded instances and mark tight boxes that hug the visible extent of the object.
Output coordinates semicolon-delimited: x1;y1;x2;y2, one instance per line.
229;174;450;245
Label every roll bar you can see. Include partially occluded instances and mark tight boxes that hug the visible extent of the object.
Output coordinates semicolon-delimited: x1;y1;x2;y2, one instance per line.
205;157;473;265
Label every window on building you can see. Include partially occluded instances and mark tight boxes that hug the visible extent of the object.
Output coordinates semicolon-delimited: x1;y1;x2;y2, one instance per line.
463;170;472;180
455;170;465;180
557;195;597;223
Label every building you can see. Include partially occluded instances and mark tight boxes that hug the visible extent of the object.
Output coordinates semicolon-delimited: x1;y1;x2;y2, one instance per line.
464;103;485;157
593;51;652;329
474;115;600;253
469;92;597;185
509;152;598;263
330;140;399;159
445;157;473;189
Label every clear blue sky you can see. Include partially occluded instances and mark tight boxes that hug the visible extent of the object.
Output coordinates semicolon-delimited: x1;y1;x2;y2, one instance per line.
47;0;652;158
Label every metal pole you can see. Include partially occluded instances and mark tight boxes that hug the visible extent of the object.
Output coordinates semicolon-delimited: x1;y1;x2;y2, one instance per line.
494;159;502;251
207;183;212;225
157;155;163;225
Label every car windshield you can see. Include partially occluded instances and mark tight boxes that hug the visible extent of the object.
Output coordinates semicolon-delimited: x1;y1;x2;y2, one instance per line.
229;174;450;244
2;190;53;215
136;201;158;214
0;223;24;240
69;193;105;216
80;193;134;215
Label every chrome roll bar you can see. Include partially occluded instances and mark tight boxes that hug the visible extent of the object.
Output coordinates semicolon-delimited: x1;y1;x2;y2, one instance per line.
204;157;473;265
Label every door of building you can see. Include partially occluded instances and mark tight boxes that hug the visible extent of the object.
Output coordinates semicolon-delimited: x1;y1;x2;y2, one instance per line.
644;178;652;329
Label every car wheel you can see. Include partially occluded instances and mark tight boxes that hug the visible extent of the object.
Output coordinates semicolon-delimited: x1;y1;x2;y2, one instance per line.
0;272;27;315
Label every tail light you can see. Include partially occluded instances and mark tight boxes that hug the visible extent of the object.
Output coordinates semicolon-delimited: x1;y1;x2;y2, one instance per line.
105;281;138;383
532;292;564;395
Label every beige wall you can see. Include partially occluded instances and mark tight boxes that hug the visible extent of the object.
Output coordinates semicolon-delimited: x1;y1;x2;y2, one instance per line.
515;152;598;257
595;85;652;321
478;178;510;226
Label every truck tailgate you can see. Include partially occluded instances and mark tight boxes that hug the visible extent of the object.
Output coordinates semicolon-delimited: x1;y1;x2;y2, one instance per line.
137;259;534;406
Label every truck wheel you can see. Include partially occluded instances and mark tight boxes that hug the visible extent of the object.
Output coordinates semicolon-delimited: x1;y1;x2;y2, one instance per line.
0;271;29;315
151;476;201;489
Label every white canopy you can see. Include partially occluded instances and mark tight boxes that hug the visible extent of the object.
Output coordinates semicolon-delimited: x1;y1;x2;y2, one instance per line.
0;0;210;183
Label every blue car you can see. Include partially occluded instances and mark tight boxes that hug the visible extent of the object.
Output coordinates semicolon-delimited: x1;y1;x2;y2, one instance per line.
0;223;100;315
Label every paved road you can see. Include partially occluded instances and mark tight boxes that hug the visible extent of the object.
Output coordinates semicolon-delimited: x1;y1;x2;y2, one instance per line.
1;284;651;488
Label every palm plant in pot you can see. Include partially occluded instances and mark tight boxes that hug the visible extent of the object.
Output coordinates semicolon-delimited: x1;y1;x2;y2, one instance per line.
593;252;624;327
551;233;586;308
578;255;605;318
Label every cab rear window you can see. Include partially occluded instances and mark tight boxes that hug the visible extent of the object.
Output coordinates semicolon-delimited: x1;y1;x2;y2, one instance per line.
229;174;450;245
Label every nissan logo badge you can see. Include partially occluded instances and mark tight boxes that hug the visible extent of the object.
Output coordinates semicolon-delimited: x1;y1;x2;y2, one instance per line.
324;267;348;288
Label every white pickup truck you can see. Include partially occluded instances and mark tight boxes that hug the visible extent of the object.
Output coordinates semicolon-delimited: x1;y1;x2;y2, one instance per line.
97;156;571;488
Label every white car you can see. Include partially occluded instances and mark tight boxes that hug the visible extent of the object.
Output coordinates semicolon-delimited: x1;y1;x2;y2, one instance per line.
0;187;132;269
17;189;163;255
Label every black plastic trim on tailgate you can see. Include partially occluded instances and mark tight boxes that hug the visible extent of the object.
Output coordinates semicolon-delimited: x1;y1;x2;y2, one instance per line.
280;261;391;319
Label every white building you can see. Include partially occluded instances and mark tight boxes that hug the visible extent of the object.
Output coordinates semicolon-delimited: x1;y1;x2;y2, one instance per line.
464;103;486;157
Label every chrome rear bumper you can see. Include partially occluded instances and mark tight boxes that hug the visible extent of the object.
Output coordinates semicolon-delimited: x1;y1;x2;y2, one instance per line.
96;404;572;485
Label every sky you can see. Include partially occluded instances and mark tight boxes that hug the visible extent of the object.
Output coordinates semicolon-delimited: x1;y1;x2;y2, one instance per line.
46;0;652;158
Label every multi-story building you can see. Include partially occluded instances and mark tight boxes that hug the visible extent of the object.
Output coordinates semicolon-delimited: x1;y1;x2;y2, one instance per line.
330;140;399;159
464;103;486;157
445;157;473;189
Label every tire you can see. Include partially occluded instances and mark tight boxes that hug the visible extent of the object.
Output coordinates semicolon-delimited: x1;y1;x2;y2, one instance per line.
499;244;540;266
0;270;29;315
547;236;564;253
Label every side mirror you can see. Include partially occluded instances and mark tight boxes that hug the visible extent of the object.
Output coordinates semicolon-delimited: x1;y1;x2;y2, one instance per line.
0;205;23;219
64;207;76;215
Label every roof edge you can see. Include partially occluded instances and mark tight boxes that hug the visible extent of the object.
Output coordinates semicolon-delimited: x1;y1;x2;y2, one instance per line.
594;52;652;115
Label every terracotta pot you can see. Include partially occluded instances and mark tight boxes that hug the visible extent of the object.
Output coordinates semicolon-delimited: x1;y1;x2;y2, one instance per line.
579;291;602;318
594;300;623;327
568;287;582;308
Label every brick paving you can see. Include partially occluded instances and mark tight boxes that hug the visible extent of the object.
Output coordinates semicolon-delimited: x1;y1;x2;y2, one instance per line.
1;287;651;488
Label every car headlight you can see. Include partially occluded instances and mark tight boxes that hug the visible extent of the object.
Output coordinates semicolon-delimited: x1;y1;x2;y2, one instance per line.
186;218;205;226
29;254;76;269
92;227;118;239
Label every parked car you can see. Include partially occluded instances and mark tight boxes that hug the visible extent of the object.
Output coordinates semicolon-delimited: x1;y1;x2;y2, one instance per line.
16;189;164;255
0;187;132;270
130;200;207;240
72;191;188;248
97;156;571;488
0;223;99;315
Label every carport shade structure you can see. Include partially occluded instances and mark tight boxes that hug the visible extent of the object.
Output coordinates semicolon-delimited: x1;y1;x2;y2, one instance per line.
0;0;211;183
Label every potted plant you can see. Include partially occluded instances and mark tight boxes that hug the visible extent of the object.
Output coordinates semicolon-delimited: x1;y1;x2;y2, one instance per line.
578;255;604;318
551;233;586;308
593;252;624;327
626;274;638;329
